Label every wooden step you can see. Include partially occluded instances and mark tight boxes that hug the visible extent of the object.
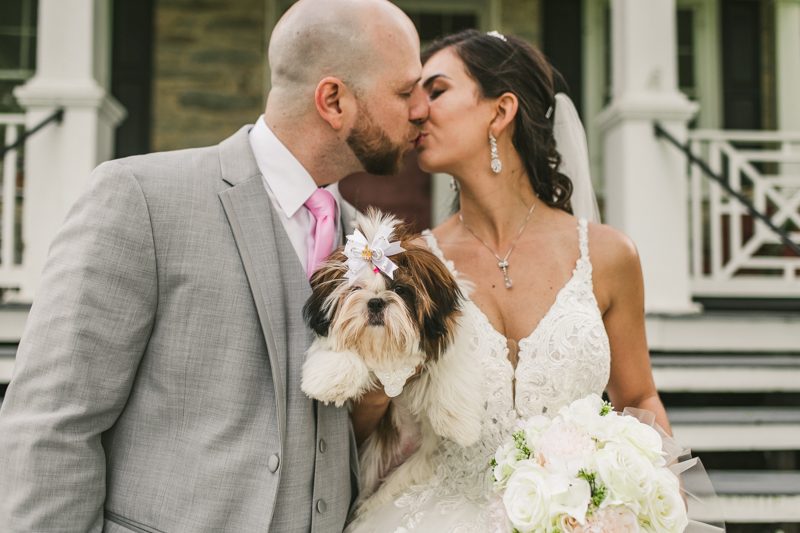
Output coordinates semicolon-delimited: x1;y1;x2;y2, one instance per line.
0;344;15;384
652;354;800;392
689;471;800;523
668;407;800;451
646;311;800;352
0;304;29;343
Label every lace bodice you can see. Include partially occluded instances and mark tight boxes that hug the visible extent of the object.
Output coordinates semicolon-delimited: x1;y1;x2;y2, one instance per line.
378;219;611;532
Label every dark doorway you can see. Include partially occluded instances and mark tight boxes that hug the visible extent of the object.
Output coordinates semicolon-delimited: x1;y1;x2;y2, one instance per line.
543;0;583;119
403;11;478;47
721;0;762;130
111;0;154;158
339;152;432;235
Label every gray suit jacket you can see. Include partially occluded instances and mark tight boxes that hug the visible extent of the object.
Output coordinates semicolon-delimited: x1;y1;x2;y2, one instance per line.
0;126;359;533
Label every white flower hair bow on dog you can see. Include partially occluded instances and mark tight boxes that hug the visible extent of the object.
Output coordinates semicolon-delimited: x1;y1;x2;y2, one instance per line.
343;224;405;285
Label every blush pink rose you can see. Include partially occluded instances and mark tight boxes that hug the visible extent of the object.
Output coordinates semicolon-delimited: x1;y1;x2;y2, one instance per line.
560;507;640;533
535;423;596;473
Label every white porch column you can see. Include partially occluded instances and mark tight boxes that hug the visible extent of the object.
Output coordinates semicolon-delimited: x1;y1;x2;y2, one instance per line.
776;0;800;174
596;0;699;315
12;0;126;302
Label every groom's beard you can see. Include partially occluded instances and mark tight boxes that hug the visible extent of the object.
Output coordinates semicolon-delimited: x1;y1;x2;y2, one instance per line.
346;103;408;176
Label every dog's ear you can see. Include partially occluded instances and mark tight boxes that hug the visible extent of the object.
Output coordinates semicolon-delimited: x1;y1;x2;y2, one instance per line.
303;250;347;337
404;246;463;358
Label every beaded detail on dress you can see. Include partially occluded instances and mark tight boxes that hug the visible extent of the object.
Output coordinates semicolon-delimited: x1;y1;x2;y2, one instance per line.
347;219;611;533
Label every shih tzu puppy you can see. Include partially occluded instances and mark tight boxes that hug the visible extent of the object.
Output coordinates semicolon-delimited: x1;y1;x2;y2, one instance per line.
301;209;484;515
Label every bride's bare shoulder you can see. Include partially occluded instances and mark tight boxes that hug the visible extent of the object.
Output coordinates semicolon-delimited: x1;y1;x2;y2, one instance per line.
586;222;642;279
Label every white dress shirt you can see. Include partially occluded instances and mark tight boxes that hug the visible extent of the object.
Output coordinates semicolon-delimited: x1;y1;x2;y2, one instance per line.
248;115;342;274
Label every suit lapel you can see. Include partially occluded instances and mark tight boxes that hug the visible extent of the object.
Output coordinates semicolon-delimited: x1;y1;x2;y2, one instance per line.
220;180;288;447
217;126;309;450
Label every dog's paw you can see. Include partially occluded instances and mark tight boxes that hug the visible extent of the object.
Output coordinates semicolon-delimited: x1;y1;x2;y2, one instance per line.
301;347;371;406
428;406;482;447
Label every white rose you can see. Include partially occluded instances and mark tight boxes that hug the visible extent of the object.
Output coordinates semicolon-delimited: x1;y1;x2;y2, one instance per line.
616;415;666;467
642;469;688;533
594;443;656;514
503;463;554;533
557;394;606;430
517;415;553;450
548;473;592;524
494;441;528;488
585;411;626;446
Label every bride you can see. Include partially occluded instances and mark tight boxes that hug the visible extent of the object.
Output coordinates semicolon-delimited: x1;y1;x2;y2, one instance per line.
348;29;677;533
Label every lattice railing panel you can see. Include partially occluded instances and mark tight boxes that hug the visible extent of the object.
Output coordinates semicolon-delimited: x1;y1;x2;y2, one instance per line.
687;130;800;297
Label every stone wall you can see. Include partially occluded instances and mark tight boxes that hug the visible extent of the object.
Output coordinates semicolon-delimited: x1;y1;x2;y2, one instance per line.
147;0;544;153
501;0;542;48
151;0;266;152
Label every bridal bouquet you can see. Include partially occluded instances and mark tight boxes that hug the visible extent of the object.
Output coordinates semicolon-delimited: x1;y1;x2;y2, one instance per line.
490;394;688;533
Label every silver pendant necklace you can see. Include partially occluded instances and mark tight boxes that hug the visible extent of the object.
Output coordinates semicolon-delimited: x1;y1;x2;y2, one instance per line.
459;199;538;289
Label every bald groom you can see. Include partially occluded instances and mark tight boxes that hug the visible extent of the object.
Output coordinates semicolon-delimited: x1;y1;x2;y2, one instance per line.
0;1;428;531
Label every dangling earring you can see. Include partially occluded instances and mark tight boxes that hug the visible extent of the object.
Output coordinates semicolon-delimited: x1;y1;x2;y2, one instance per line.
450;177;458;192
489;134;502;173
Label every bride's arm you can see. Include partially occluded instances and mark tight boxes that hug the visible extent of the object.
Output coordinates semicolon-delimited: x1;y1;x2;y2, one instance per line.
592;224;673;436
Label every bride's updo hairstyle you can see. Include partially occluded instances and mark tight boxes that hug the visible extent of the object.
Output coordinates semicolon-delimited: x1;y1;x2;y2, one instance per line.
422;29;573;212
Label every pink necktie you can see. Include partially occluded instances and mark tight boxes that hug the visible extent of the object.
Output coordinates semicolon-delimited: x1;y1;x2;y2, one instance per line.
304;188;336;278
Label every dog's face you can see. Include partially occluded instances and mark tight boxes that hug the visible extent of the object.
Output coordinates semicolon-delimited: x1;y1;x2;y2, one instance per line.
303;212;462;368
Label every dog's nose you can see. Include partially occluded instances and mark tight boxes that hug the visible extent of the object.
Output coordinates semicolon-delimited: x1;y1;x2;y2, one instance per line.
367;298;385;313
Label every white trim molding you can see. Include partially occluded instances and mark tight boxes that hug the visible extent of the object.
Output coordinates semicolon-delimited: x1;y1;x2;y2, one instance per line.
14;79;126;126
600;0;700;315
596;91;698;133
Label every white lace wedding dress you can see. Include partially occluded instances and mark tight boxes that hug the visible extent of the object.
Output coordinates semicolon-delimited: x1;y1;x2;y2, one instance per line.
345;219;611;533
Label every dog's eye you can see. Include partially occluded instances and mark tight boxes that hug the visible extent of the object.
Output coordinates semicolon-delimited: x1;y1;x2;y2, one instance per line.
393;286;406;295
352;286;362;291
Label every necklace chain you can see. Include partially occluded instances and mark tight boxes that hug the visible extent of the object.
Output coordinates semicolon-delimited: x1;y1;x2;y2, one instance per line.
459;199;538;289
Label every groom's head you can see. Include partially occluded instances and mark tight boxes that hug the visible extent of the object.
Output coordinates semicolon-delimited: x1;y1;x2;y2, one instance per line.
266;0;427;180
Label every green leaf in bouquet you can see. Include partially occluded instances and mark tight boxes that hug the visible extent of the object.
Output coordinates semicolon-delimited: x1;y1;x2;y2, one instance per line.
577;469;609;513
512;430;531;456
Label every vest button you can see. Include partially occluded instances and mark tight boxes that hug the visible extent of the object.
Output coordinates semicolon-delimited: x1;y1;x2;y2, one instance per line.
318;439;327;453
268;454;280;473
316;499;327;514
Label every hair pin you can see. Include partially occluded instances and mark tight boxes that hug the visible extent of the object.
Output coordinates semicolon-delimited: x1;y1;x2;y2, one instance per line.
487;30;507;42
545;105;553;119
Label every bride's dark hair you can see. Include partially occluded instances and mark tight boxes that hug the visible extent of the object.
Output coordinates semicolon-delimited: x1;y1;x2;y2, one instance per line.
421;29;573;212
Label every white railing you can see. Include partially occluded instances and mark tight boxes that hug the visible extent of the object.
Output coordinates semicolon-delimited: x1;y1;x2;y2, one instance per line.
0;114;26;299
687;130;800;297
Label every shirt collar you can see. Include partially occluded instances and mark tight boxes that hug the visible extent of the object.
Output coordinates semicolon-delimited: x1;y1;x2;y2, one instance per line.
248;115;341;218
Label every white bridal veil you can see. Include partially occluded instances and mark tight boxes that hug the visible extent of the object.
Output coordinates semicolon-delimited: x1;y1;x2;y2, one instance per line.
552;92;602;224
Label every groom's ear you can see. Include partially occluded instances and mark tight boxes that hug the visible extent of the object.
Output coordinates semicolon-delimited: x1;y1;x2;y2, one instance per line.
490;92;519;136
315;77;356;131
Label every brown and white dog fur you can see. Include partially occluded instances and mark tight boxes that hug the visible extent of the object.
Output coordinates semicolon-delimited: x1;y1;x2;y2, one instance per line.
301;210;484;516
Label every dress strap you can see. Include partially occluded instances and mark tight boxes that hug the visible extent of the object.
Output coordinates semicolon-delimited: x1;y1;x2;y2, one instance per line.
577;218;589;260
422;229;458;275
